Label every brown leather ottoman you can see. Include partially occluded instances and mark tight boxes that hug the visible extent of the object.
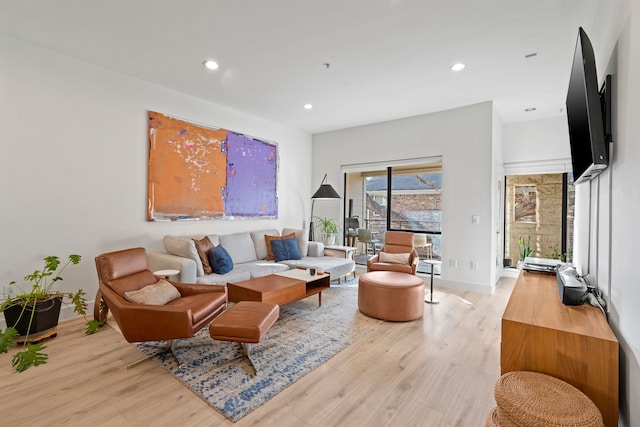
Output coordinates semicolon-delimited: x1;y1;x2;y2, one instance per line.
358;271;425;321
209;301;279;375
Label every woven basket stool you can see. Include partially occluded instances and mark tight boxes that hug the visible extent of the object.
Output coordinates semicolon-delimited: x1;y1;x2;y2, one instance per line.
486;407;520;427
494;371;604;427
485;407;499;427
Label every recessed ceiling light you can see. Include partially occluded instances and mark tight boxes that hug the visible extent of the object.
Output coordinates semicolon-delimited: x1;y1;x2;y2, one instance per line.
203;60;219;70
525;107;537;112
450;63;466;71
303;104;313;110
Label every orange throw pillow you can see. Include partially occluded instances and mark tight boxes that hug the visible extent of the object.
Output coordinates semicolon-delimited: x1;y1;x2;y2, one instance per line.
193;236;214;274
265;233;296;261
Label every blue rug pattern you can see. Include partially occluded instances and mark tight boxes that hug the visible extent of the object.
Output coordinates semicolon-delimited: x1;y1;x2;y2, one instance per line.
136;281;381;422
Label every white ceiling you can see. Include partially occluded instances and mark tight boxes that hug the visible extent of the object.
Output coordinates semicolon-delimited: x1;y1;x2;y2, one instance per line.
0;0;599;134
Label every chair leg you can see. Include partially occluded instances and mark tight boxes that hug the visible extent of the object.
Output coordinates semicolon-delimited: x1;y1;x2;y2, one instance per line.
128;339;189;369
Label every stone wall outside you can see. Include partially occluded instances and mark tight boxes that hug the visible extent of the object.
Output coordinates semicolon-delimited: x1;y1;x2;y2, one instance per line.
505;173;571;266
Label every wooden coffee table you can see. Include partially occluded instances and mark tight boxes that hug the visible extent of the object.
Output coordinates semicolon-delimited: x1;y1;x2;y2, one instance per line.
227;270;330;306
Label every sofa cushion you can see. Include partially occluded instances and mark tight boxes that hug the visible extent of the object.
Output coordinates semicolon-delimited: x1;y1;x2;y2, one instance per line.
218;232;258;264
250;229;280;260
163;235;203;277
208;245;234;275
206;234;220;247
234;260;290;278
271;237;302;262
124;279;181;305
282;228;309;258
264;232;296;261
281;256;355;281
193;236;215;274
196;269;251;285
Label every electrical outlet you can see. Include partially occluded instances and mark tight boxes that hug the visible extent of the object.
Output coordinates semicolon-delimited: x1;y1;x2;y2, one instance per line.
471;261;479;270
449;259;458;268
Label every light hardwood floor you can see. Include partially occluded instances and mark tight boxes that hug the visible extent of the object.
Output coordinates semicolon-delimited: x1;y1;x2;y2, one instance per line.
0;276;515;426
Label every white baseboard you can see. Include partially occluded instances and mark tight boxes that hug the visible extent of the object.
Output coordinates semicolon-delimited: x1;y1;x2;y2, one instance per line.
501;267;521;279
418;274;493;295
354;266;494;295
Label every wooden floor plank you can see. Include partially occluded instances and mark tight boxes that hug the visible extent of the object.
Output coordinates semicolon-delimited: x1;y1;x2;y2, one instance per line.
0;276;515;426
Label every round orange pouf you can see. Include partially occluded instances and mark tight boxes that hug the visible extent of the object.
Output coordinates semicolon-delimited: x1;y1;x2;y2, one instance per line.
358;271;424;321
494;371;604;427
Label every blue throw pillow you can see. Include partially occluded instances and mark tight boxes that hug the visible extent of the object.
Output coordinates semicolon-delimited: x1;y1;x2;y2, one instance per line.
270;237;302;262
207;245;233;275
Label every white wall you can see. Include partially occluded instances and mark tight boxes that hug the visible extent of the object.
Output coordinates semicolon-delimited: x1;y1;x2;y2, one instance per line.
491;106;505;286
502;0;638;422
592;0;639;424
0;35;312;321
503;116;572;165
313;102;496;294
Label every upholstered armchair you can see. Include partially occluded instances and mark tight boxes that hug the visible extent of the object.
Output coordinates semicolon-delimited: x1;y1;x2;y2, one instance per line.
367;231;419;275
94;247;227;366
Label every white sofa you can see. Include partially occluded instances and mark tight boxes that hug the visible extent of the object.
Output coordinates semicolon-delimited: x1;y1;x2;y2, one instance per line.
147;228;355;285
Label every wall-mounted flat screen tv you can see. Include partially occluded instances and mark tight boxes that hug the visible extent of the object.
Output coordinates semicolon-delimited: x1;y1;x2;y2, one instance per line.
566;27;609;185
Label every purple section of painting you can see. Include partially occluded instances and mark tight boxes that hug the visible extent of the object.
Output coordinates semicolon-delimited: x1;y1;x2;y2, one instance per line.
225;131;278;217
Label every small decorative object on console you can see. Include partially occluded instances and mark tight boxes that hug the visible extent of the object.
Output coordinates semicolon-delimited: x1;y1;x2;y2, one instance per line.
555;264;588;306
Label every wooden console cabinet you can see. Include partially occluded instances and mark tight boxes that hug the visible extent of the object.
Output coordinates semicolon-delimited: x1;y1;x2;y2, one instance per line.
501;271;619;427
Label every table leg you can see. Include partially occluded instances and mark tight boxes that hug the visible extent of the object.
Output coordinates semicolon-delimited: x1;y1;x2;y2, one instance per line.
425;263;439;304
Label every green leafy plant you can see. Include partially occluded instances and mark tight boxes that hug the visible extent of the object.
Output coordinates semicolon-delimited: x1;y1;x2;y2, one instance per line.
518;236;537;261
314;216;339;235
0;254;102;372
313;217;339;245
547;246;568;262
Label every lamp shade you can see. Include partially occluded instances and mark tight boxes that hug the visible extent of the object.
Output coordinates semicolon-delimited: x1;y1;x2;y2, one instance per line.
312;184;340;199
308;174;341;241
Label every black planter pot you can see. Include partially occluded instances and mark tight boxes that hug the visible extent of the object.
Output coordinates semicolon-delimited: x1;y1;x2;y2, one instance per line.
2;296;62;342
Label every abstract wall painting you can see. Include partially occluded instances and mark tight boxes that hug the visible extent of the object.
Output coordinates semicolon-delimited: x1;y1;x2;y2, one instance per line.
225;131;278;217
147;111;278;221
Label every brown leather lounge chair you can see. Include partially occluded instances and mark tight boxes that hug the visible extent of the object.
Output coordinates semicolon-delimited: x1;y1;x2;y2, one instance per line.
94;247;227;367
367;231;419;275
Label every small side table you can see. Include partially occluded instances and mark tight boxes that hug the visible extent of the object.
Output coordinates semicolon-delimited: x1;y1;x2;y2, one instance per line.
423;259;442;304
154;269;180;280
324;245;356;261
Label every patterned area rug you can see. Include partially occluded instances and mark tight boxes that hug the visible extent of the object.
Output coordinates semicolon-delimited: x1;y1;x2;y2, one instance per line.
136;280;381;422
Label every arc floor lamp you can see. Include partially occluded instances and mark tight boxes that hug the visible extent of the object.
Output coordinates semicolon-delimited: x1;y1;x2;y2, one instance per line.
309;173;341;241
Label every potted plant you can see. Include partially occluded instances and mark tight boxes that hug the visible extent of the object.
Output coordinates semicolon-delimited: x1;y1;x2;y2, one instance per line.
0;254;101;372
517;236;537;269
314;217;339;246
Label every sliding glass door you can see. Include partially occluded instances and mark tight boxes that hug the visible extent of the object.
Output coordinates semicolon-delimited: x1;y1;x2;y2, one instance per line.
344;161;442;273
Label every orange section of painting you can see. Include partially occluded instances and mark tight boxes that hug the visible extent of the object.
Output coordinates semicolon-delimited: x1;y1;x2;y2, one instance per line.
147;111;227;220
